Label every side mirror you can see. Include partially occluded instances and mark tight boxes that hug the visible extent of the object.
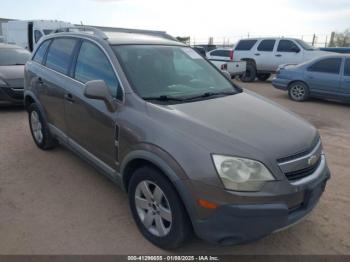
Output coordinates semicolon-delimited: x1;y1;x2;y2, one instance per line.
292;46;300;53
84;80;117;112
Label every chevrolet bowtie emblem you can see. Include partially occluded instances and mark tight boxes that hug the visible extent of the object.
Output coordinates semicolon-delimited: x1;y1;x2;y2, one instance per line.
308;155;318;166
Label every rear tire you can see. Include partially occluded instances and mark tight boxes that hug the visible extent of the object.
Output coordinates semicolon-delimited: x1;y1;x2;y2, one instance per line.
257;73;271;81
288;81;310;102
28;103;57;150
240;63;257;82
128;166;192;249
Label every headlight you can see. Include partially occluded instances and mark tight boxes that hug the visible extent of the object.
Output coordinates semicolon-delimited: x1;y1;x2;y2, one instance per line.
212;155;275;192
0;79;7;86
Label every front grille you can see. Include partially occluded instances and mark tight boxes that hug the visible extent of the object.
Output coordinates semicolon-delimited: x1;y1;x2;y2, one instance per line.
285;157;321;181
278;138;322;182
277;136;320;163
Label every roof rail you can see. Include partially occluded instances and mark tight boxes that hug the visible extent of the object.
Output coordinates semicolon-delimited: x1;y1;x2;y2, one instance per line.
54;26;109;40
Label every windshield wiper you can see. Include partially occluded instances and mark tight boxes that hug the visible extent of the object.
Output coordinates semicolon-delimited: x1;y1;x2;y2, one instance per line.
142;95;186;102
183;91;236;101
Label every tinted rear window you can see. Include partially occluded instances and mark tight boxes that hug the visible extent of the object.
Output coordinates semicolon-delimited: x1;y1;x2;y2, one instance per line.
33;40;51;64
235;40;257;51
344;59;350;76
308;58;342;74
257;40;276;51
45;38;77;75
210;50;230;57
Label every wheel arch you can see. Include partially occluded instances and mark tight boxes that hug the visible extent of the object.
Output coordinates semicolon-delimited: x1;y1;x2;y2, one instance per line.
240;58;257;67
120;148;198;224
287;80;310;90
24;91;48;122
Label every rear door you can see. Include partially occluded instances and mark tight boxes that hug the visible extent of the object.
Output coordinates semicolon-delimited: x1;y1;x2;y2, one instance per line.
340;58;350;98
305;57;342;95
254;39;276;71
65;40;122;169
273;40;302;70
33;37;78;135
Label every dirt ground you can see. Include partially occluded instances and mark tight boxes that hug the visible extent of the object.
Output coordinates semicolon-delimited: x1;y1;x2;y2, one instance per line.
0;80;349;255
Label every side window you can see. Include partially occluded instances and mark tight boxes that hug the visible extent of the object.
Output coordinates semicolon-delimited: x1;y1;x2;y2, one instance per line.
308;58;342;74
344;59;350;76
257;40;276;52
33;40;51;64
34;30;43;43
45;38;77;75
235;40;257;51
74;41;120;99
210;50;230;57
277;40;300;52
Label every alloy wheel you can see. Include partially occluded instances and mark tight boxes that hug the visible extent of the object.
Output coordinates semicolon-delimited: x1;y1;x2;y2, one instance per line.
30;111;43;144
134;180;172;237
290;84;306;101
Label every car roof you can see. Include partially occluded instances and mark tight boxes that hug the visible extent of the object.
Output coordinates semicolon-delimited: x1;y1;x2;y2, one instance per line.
238;37;299;41
0;43;25;49
44;31;185;46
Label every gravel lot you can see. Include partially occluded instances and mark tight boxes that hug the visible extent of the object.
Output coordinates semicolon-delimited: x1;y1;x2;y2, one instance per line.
0;80;349;255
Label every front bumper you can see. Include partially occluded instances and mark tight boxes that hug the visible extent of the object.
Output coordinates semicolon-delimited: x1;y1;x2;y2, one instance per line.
0;86;24;105
191;162;330;245
272;77;290;90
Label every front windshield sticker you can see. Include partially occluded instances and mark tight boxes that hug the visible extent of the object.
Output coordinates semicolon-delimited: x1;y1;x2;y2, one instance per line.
182;47;202;59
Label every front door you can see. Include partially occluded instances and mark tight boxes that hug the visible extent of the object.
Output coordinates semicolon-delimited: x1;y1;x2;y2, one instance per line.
305;57;342;96
272;39;302;71
64;40;122;169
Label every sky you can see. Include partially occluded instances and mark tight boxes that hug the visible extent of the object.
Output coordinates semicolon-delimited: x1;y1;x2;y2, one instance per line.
0;0;349;43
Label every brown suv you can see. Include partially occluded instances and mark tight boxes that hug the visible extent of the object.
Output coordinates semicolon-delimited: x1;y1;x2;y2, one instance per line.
24;27;330;249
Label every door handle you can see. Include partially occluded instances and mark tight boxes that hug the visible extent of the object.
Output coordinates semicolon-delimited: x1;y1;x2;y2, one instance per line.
275;54;282;57
64;93;75;103
254;53;260;56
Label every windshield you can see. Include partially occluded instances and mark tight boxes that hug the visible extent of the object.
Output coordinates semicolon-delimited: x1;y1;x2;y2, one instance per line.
0;48;31;66
43;30;53;35
295;39;315;50
112;45;238;102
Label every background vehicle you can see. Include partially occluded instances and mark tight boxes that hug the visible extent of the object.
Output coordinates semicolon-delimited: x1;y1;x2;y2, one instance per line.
192;46;206;57
207;48;246;77
272;55;350;102
0;43;30;105
320;47;350;54
24;27;330;249
2;20;71;52
234;38;330;82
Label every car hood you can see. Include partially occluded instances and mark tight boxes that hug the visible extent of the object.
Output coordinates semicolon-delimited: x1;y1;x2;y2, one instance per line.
147;92;318;162
0;65;25;80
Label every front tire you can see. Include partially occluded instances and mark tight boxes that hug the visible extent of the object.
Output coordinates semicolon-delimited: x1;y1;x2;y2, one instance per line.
240;63;257;82
28;103;57;150
128;166;192;249
288;81;310;102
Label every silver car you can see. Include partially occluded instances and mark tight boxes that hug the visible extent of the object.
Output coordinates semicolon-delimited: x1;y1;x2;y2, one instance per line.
0;43;31;105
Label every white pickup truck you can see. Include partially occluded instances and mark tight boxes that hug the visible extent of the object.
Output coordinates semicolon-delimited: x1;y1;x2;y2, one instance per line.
206;48;246;78
233;37;331;82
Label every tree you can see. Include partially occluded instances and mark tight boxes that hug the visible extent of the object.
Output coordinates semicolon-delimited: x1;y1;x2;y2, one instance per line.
329;29;350;47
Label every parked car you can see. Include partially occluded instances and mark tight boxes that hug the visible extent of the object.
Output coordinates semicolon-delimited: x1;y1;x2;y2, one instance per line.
272;54;350;102
233;38;331;82
0;43;31;105
206;48;246;77
320;47;350;54
24;27;330;249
